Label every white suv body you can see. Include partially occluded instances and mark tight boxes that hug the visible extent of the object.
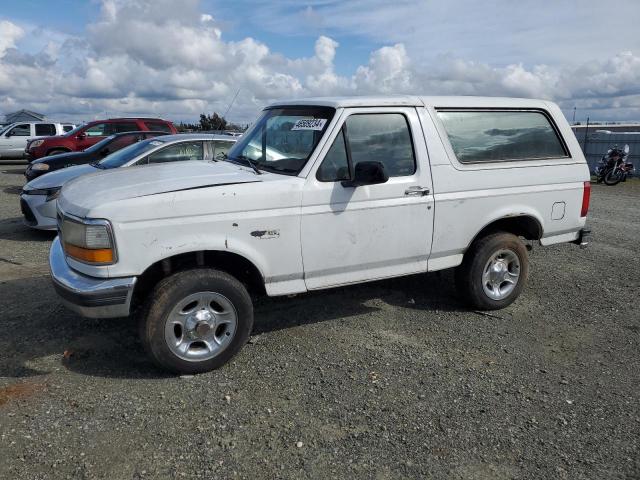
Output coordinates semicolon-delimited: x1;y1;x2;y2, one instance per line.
0;121;75;159
50;96;590;373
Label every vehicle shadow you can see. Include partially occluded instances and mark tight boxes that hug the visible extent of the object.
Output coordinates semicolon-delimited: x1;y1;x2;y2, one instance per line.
0;270;465;380
2;185;23;195
0;217;56;242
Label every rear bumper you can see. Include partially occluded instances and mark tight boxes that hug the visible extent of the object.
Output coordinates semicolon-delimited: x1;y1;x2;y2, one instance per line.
49;237;137;318
572;228;591;249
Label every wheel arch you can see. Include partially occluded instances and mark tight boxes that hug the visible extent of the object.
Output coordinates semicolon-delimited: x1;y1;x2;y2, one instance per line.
46;147;72;155
466;213;543;251
131;249;266;311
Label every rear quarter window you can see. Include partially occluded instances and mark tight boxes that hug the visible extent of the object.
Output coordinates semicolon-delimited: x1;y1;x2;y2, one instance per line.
437;110;568;163
35;124;57;136
144;121;173;133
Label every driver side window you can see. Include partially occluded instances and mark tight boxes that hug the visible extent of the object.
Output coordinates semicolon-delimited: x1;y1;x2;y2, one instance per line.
316;113;416;182
148;141;204;164
316;129;349;182
9;124;31;136
85;123;108;136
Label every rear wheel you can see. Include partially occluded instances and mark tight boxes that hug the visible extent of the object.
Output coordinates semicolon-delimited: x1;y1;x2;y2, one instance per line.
139;268;253;374
455;232;529;310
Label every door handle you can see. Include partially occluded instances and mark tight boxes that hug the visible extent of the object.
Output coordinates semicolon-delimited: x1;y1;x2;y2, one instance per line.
404;186;430;196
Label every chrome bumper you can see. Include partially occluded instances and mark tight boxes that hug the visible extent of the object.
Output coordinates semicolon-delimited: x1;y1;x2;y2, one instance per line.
49;237;136;318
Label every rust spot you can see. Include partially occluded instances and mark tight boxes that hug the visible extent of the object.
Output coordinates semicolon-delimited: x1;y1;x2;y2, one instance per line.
0;382;46;407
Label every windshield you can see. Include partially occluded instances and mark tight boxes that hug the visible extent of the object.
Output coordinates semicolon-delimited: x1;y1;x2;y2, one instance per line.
64;124;86;137
97;138;165;169
0;123;16;135
85;135;117;153
226;106;335;175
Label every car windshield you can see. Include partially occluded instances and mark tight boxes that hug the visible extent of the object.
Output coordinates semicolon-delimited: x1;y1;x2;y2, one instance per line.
226;107;335;175
64;124;86;137
0;123;15;135
85;135;118;153
97;138;166;169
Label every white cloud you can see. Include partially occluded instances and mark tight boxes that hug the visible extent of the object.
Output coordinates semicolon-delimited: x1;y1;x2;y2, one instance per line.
0;0;639;123
0;20;24;57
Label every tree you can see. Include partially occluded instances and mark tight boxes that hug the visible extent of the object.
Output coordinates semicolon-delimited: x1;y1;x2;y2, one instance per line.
199;112;227;131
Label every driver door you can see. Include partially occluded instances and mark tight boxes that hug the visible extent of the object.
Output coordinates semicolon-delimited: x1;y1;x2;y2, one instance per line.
4;123;32;157
300;107;434;289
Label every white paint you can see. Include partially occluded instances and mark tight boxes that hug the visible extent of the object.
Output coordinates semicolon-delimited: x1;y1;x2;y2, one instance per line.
53;95;590;304
0;122;74;159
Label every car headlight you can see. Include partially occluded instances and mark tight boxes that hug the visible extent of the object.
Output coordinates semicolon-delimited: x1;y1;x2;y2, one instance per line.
31;163;50;171
23;186;60;201
30;140;44;148
61;217;116;265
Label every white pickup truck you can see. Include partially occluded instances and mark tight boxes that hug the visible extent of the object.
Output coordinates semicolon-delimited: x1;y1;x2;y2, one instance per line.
0;121;75;159
50;95;591;373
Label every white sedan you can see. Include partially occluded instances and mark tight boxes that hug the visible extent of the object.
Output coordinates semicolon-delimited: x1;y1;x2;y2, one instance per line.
20;134;236;230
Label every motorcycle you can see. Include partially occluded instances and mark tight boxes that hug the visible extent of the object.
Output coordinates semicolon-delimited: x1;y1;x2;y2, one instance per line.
594;144;635;186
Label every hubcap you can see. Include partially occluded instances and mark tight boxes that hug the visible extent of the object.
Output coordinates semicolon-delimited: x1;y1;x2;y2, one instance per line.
482;249;520;301
164;291;238;362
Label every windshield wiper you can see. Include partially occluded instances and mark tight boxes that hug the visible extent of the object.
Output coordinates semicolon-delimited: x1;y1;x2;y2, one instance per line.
233;155;262;175
90;162;105;169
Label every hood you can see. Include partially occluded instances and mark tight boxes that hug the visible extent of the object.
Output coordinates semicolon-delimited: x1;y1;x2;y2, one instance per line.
58;160;263;218
31;150;86;166
24;163;97;190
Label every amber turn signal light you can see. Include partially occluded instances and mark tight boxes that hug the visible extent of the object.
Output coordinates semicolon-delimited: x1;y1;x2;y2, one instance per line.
64;243;114;264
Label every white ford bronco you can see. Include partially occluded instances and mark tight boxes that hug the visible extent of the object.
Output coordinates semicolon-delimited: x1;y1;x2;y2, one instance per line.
50;95;591;373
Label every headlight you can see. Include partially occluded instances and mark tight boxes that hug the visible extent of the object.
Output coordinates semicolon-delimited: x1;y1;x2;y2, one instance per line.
23;186;60;201
30;140;44;148
31;163;50;171
61;217;116;265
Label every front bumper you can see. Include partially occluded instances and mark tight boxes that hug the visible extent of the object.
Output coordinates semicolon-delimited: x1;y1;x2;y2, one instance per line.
24;165;45;181
20;193;57;230
49;237;137;318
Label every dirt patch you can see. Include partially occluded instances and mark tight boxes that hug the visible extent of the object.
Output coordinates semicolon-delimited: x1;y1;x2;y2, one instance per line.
0;381;46;406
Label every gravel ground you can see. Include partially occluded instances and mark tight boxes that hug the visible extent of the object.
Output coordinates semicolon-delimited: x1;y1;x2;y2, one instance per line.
0;164;638;479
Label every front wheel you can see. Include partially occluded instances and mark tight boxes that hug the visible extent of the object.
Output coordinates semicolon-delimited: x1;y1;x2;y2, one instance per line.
139;268;254;374
455;232;529;310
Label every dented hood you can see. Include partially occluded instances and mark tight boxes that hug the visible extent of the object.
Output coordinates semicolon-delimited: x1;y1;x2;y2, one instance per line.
58;160;262;218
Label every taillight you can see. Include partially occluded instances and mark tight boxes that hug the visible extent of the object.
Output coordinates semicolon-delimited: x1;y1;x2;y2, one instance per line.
581;181;591;217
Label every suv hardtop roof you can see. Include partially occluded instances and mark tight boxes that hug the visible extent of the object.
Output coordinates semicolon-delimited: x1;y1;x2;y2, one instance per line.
146;133;238;142
105;117;169;121
269;95;555;110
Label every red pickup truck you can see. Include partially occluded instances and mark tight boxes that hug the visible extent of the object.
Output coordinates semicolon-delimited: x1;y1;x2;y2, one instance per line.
27;117;177;160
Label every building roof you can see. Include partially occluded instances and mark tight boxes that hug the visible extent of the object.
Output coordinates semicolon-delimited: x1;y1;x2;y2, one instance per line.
5;109;46;121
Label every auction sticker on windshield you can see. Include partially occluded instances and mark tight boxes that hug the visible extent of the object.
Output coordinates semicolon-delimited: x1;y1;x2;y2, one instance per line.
291;118;327;131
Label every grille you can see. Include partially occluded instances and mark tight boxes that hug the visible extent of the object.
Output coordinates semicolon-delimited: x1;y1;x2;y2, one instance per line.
20;198;37;225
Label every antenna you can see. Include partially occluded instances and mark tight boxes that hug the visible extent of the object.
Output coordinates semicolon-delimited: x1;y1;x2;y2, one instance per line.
214;88;241;131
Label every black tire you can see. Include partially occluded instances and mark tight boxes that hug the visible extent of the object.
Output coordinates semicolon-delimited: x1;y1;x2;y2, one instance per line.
604;168;623;186
139;268;253;374
46;149;69;157
455;232;529;310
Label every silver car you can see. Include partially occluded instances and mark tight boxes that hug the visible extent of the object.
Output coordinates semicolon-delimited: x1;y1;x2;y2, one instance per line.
20;134;236;230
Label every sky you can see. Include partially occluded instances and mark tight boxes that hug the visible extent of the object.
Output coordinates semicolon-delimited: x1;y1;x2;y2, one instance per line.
1;0;639;124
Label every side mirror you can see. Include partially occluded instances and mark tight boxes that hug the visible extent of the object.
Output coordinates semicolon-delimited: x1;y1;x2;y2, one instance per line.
77;132;86;140
342;161;389;187
5;131;12;138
